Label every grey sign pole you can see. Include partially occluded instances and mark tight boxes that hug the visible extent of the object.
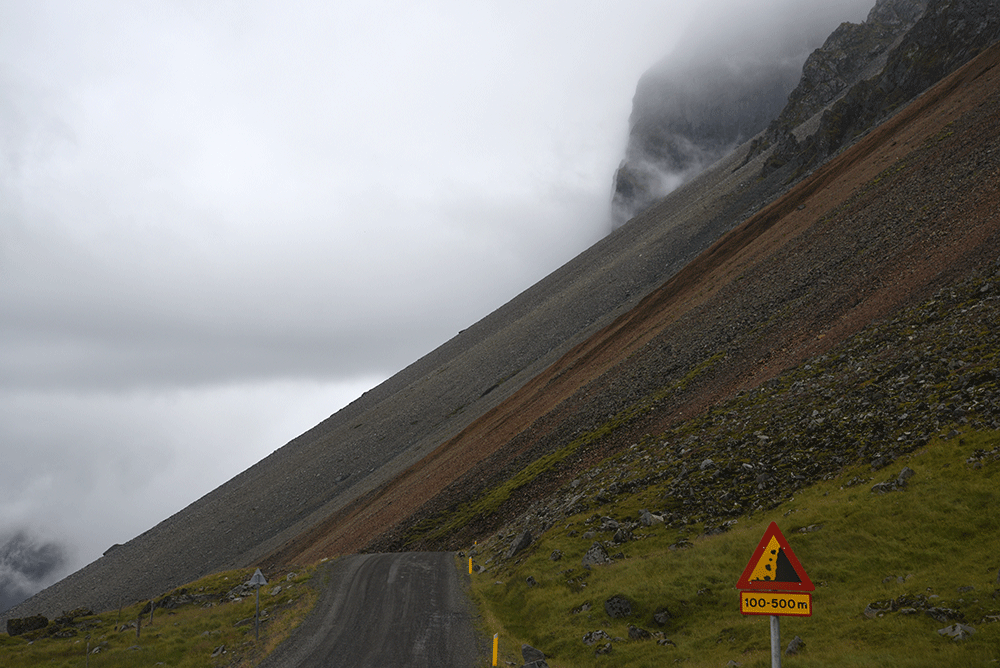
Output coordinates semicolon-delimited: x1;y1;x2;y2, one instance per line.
770;615;781;668
247;568;268;641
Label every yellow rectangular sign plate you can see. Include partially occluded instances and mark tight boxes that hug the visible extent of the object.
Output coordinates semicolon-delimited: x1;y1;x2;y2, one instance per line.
740;591;812;617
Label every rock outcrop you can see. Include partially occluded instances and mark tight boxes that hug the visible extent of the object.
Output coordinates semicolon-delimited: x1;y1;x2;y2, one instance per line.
748;0;928;168
764;0;1000;178
609;2;869;227
614;0;929;227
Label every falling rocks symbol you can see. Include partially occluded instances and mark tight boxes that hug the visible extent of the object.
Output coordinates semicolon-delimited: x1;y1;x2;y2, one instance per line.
749;535;801;584
736;522;814;592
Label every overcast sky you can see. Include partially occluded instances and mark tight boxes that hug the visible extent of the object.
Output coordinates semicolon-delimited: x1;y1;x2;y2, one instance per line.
0;0;874;610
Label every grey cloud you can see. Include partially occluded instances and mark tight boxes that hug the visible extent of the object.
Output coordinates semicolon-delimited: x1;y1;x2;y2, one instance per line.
0;531;66;614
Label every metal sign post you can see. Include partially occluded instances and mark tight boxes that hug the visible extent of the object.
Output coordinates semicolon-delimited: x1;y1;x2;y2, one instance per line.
247;568;268;641
770;615;781;668
737;523;814;668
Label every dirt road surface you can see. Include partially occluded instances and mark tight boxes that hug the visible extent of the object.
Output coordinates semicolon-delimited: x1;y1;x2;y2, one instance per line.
260;552;481;668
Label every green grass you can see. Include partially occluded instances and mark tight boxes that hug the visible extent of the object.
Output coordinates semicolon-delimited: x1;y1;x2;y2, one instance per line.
469;430;1000;667
0;565;320;668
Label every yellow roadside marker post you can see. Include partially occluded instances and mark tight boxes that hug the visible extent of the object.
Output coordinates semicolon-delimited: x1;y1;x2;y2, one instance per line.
492;633;499;666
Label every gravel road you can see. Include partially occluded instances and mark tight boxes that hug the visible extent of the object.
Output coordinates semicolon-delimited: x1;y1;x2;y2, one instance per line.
259;552;481;668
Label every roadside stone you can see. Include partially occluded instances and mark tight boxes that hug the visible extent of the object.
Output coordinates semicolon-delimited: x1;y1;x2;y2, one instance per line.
582;629;610;645
594;642;613;656
581;542;610;567
525;576;537;587
785;635;805;655
605;595;632;619
549;550;562;561
522;643;547;664
211;645;225;658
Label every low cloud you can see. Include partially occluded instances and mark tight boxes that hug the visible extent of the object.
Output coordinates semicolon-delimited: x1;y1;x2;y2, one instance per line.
0;531;66;614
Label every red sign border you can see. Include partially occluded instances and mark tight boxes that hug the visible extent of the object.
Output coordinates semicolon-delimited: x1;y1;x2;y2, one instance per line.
736;521;815;592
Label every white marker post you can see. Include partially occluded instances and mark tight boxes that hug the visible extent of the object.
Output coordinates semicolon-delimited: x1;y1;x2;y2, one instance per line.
247;568;268;641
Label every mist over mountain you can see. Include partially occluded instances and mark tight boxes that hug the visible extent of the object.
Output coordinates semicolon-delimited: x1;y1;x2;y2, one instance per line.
0;532;65;614
611;0;919;227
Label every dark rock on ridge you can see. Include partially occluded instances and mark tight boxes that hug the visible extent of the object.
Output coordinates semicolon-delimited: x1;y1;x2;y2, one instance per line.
610;2;875;226
766;0;1000;178
747;0;928;167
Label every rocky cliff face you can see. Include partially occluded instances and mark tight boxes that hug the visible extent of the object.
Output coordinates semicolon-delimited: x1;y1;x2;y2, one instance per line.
612;0;927;228
609;59;802;227
748;0;928;166
763;0;999;178
610;48;807;228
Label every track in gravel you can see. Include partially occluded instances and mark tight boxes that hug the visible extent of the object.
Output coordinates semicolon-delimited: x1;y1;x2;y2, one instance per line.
260;552;481;668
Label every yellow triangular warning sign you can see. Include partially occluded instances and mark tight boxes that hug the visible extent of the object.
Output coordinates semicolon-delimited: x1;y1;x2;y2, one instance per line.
736;522;814;592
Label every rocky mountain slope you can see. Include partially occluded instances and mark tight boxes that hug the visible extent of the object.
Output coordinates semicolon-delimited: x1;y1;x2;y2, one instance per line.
4;0;1000;627
374;34;1000;555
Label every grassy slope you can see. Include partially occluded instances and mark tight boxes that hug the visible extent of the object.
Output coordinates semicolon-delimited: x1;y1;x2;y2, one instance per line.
0;566;319;668
465;268;1000;667
470;432;1000;668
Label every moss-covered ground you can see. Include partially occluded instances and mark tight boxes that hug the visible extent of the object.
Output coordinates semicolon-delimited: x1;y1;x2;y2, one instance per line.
469;431;1000;667
0;565;319;668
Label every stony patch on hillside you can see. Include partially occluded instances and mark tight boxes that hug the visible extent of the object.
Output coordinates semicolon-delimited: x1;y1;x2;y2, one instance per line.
474;266;1000;568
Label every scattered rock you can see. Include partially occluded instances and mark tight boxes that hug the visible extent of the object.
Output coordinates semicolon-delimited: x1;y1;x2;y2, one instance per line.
525;576;537;588
211;645;226;658
652;608;673;627
937;623;976;640
582;629;610;645
612;528;633;544
926;607;963;623
785;635;805;655
604;595;632;619
549;550;562;561
628;624;652;640
506;530;533;559
872;466;917;494
594;642;613;656
640;509;664;527
581;542;611;567
522;643;546;665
